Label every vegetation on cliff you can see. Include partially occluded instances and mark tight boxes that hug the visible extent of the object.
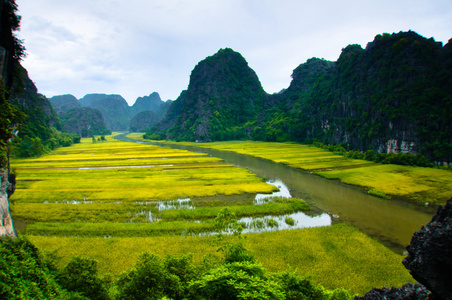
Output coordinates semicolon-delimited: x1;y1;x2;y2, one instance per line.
146;32;452;165
0;1;81;160
129;110;159;132
272;31;452;164
148;48;268;142
49;94;81;114
59;107;111;137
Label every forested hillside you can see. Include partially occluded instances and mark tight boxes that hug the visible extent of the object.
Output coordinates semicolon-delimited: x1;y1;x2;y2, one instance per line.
49;92;172;132
270;31;452;163
49;94;81;114
0;1;80;160
147;31;452;163
149;48;268;141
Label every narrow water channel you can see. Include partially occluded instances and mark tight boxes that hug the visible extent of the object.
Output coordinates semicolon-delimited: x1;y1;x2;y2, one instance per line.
117;134;434;253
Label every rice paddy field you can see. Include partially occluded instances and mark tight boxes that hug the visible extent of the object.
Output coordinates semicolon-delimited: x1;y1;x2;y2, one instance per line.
10;133;416;295
151;138;452;206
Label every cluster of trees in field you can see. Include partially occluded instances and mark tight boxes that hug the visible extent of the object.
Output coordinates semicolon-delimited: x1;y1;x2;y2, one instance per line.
1;209;353;300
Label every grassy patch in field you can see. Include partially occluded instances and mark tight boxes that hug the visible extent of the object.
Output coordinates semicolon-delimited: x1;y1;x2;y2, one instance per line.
149;139;452;205
13;198;309;224
10;135;276;205
317;164;452;206
26;220;215;237
14;134;416;296
28;223;413;296
11;202;150;223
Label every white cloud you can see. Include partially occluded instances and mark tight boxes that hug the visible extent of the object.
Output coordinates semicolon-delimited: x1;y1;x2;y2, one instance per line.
17;0;452;104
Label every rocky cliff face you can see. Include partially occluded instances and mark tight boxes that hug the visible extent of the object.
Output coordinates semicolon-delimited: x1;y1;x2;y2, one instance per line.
129;110;159;132
79;94;132;131
49;94;80;114
157;48;267;141
357;198;452;300
71;93;171;132
9;63;60;135
355;283;429;300
132;92;167;115
0;168;16;237
59;107;110;137
402;199;452;299
274;31;452;162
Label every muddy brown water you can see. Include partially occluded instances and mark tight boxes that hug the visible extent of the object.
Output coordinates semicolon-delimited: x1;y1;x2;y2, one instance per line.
117;134;435;253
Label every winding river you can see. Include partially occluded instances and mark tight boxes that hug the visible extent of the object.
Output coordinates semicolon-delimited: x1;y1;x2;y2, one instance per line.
117;134;435;253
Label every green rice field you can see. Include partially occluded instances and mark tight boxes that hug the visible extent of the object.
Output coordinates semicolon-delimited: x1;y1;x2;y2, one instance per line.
149;138;452;206
10;133;417;295
28;223;413;295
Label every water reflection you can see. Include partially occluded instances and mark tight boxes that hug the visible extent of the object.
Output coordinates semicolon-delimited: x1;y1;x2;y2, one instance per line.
240;211;331;233
255;179;291;202
118;135;434;252
156;198;194;211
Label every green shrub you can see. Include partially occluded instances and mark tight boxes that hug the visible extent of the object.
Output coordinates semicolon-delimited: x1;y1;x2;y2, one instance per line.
0;237;86;299
58;256;109;300
225;242;256;264
274;272;327;300
116;253;182;300
189;261;285;300
285;217;295;226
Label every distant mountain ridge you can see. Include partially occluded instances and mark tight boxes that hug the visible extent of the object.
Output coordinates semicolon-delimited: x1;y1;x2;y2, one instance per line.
51;92;172;133
9;28;451;164
146;31;452;163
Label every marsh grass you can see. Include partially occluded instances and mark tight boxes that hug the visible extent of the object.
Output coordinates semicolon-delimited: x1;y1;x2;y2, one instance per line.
28;223;413;296
14;134;417;296
11;202;151;223
317;164;452;205
154;140;452;205
26;220;214;237
13;197;308;224
11;136;276;205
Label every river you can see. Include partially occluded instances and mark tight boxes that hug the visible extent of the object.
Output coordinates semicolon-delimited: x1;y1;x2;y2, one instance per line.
117;134;435;253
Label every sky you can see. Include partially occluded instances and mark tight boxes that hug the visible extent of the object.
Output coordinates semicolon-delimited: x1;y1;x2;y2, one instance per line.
16;0;452;105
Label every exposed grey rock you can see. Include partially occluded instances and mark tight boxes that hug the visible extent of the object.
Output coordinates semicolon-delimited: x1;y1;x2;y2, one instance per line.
402;199;452;300
0;168;16;237
129;110;159;132
354;283;429;300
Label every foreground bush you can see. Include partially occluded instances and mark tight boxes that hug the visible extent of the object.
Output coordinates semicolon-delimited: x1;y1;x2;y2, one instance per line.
1;236;354;300
0;237;86;299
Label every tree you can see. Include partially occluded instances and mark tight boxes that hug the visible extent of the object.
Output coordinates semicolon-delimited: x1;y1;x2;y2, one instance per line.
58;256;109;300
189;261;285;300
116;253;181;300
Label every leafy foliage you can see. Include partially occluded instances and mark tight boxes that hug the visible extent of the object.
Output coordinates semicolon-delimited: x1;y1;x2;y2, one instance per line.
11;129;80;158
189;261;285;300
0;237;86;299
116;253;183;300
0;83;24;167
58;256;109;300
